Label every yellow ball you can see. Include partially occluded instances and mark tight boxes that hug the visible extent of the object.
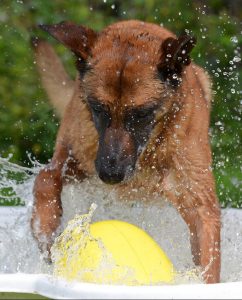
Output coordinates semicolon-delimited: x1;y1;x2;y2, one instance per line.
52;219;175;285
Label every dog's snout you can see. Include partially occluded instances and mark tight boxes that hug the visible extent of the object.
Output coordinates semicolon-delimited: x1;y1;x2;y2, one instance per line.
95;127;137;184
95;154;127;184
98;167;125;184
107;154;117;167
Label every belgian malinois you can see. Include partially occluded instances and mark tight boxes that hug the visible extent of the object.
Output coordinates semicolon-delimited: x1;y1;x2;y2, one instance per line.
31;20;220;283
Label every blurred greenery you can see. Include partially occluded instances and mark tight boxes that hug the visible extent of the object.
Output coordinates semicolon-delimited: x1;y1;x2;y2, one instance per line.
0;0;241;207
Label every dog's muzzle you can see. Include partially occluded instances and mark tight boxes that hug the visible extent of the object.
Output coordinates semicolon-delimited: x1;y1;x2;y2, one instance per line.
95;155;135;184
95;128;137;184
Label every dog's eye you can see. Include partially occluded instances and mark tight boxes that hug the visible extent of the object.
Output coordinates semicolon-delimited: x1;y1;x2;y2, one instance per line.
91;106;110;122
87;98;111;129
124;109;155;132
132;108;155;121
92;105;103;114
87;98;107;115
135;110;153;119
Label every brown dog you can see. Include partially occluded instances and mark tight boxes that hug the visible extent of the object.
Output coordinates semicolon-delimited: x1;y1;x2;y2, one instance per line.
31;20;221;283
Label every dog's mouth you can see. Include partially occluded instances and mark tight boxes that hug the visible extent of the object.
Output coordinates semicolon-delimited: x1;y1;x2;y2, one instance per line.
95;156;136;185
97;168;125;185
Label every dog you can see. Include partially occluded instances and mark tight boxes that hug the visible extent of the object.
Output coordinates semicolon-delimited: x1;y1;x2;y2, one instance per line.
31;20;221;283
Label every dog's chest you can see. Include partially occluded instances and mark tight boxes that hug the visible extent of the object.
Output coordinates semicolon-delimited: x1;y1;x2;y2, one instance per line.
114;168;166;201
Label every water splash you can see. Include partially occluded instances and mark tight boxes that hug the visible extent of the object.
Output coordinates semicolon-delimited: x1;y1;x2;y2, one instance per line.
0;155;41;206
0;158;241;284
51;204;138;285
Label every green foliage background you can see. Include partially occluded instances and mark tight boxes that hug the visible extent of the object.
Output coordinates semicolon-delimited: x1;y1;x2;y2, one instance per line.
0;0;241;207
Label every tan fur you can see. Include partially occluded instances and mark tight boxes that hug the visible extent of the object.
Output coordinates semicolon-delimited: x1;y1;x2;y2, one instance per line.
33;39;75;117
31;20;220;283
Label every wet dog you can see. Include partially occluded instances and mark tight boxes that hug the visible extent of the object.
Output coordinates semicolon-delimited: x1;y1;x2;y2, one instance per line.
31;20;220;283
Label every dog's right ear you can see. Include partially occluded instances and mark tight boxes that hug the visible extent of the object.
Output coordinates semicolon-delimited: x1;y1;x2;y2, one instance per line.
39;21;97;60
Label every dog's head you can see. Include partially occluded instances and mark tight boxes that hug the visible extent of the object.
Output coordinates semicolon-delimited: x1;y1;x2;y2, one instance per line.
40;21;196;184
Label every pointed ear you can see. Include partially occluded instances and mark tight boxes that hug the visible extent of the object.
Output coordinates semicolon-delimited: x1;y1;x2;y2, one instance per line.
158;34;196;86
39;21;97;60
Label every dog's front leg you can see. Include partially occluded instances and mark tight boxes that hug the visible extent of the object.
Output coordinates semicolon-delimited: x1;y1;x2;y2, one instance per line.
31;144;68;256
180;204;221;283
162;167;221;283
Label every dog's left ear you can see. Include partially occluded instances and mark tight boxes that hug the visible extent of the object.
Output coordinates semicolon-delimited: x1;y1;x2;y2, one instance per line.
39;21;97;60
158;34;196;86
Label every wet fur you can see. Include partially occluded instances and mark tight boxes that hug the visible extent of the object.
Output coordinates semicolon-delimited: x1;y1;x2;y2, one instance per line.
31;20;220;283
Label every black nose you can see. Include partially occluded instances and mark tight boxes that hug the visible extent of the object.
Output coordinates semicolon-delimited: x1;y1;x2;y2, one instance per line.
98;168;125;184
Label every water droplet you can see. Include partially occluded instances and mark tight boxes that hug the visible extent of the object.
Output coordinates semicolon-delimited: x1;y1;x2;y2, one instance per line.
230;36;238;43
233;56;241;63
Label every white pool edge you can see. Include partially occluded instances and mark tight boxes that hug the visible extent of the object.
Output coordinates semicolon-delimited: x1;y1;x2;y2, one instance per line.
1;206;242;299
0;273;242;299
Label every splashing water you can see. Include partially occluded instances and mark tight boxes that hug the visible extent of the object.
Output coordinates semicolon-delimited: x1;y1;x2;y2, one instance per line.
51;204;141;285
51;203;100;280
0;158;241;284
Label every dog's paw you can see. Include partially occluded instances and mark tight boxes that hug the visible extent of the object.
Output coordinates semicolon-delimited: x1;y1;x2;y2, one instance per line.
31;212;61;263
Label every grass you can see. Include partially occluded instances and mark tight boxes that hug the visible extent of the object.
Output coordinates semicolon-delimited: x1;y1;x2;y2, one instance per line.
0;293;49;300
